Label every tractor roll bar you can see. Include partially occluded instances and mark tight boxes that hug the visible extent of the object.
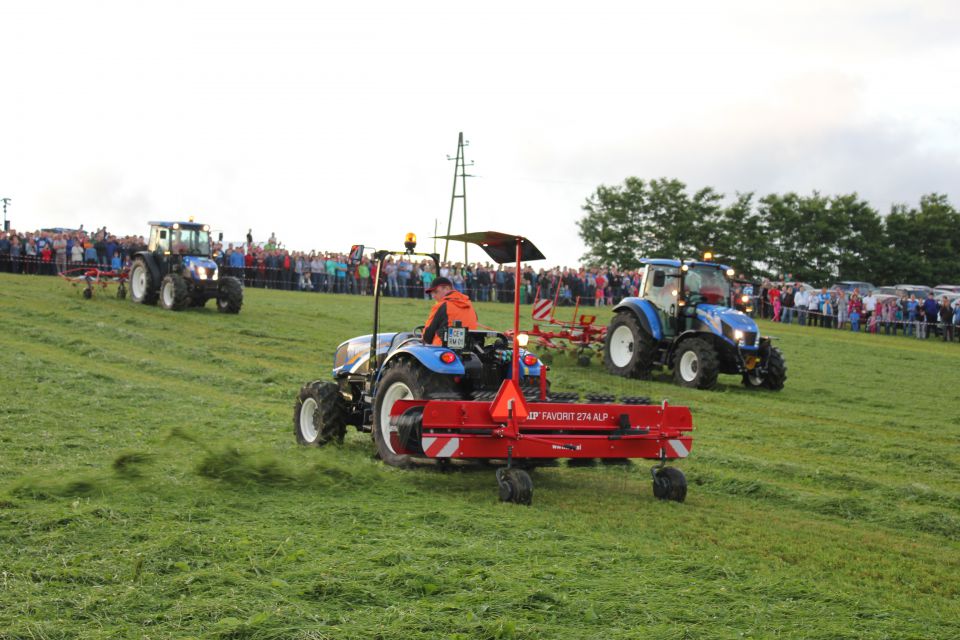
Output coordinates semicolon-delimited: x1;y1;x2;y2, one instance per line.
369;248;440;376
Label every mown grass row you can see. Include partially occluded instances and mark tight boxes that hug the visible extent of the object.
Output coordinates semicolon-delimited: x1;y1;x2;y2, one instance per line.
1;273;958;639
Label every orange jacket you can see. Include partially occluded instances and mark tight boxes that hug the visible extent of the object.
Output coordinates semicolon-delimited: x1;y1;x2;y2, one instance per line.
423;291;478;345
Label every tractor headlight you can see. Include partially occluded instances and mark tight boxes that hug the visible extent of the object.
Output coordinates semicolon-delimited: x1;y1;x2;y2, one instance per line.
517;333;529;347
196;266;209;280
734;329;744;345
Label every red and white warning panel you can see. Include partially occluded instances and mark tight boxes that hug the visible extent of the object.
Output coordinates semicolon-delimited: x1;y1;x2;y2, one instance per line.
390;399;693;460
532;298;554;320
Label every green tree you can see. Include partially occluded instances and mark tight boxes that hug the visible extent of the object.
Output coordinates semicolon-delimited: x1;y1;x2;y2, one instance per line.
578;177;702;269
885;194;960;285
711;192;767;278
832;194;887;283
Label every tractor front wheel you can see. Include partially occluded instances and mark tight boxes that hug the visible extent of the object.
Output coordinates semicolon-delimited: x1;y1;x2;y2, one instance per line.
160;274;189;311
605;312;655;379
742;346;787;391
672;337;719;389
652;466;687;502
129;257;157;305
373;360;460;468
294;381;348;446
217;276;243;314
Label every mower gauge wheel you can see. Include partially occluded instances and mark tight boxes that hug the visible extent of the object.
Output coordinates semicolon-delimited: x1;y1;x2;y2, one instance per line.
496;467;533;505
652;466;687;502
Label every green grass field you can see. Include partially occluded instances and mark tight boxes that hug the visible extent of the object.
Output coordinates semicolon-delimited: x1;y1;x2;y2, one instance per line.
1;273;958;639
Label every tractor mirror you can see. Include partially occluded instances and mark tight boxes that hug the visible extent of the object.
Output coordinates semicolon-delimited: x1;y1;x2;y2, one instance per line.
652;270;666;287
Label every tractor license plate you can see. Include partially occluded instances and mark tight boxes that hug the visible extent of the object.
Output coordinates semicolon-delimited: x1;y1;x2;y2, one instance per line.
447;326;466;349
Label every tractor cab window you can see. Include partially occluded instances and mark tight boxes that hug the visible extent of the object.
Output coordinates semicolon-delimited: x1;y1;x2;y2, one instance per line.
643;266;679;312
171;228;212;256
150;228;170;253
685;266;730;306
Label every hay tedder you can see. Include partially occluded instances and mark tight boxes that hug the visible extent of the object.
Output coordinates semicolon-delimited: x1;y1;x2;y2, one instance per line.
61;266;128;300
294;232;693;504
520;286;607;366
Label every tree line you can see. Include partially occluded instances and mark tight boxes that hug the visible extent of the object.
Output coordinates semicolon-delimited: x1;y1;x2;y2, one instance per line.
577;177;960;286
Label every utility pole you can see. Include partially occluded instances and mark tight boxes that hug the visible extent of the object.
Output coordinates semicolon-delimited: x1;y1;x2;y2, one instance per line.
0;198;10;232
444;132;473;264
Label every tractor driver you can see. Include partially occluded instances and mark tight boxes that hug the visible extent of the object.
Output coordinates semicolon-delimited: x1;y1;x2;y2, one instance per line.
422;277;478;345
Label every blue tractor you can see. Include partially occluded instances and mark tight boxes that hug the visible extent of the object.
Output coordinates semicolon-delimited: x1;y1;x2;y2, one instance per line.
604;258;786;390
293;233;546;467
128;220;243;313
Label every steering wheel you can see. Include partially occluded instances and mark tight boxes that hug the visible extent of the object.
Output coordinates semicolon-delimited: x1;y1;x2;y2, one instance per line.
413;325;424;339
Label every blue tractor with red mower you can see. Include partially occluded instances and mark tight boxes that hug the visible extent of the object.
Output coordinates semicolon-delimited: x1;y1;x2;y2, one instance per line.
294;232;694;504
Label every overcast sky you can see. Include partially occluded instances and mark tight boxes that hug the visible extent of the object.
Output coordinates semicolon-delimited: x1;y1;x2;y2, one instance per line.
1;0;957;266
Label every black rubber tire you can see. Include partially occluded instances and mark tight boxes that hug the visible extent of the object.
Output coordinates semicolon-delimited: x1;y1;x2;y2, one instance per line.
577;354;591;367
82;287;92;299
741;345;787;391
672;337;719;389
373;360;461;468
160;274;189;311
293;381;348;446
129;257;157;305
539;352;554;366
498;468;533;505
217;276;243;314
116;283;127;300
652;467;687;502
604;311;656;379
761;346;787;391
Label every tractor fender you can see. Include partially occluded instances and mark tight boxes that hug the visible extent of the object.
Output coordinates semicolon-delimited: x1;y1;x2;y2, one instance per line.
379;343;466;377
611;298;663;341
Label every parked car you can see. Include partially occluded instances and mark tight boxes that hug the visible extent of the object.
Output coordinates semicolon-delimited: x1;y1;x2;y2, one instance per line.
832;280;875;294
895;284;933;298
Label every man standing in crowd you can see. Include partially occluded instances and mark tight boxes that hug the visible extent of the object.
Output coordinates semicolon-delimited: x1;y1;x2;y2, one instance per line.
794;285;808;325
863;290;877;331
922;292;939;339
939;296;954;342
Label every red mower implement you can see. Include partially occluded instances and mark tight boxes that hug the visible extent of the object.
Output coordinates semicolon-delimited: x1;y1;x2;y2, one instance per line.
294;232;693;504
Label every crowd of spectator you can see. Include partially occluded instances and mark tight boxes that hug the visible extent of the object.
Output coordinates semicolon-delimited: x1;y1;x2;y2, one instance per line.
4;224;960;343
746;281;960;342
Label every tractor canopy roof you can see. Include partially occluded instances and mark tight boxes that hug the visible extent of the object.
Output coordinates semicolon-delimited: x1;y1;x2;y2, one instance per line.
148;221;210;230
641;258;733;272
434;231;545;264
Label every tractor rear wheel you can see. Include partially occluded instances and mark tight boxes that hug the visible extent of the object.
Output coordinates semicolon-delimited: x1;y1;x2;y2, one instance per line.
129;257;157;305
217;276;243;314
652;466;687;502
373;360;461;468
160;274;189;310
294;381;348;445
605;312;655;379
672;337;719;389
742;345;787;391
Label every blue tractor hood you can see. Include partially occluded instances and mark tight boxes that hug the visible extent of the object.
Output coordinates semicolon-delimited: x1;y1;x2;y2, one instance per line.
695;304;760;349
182;255;219;281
